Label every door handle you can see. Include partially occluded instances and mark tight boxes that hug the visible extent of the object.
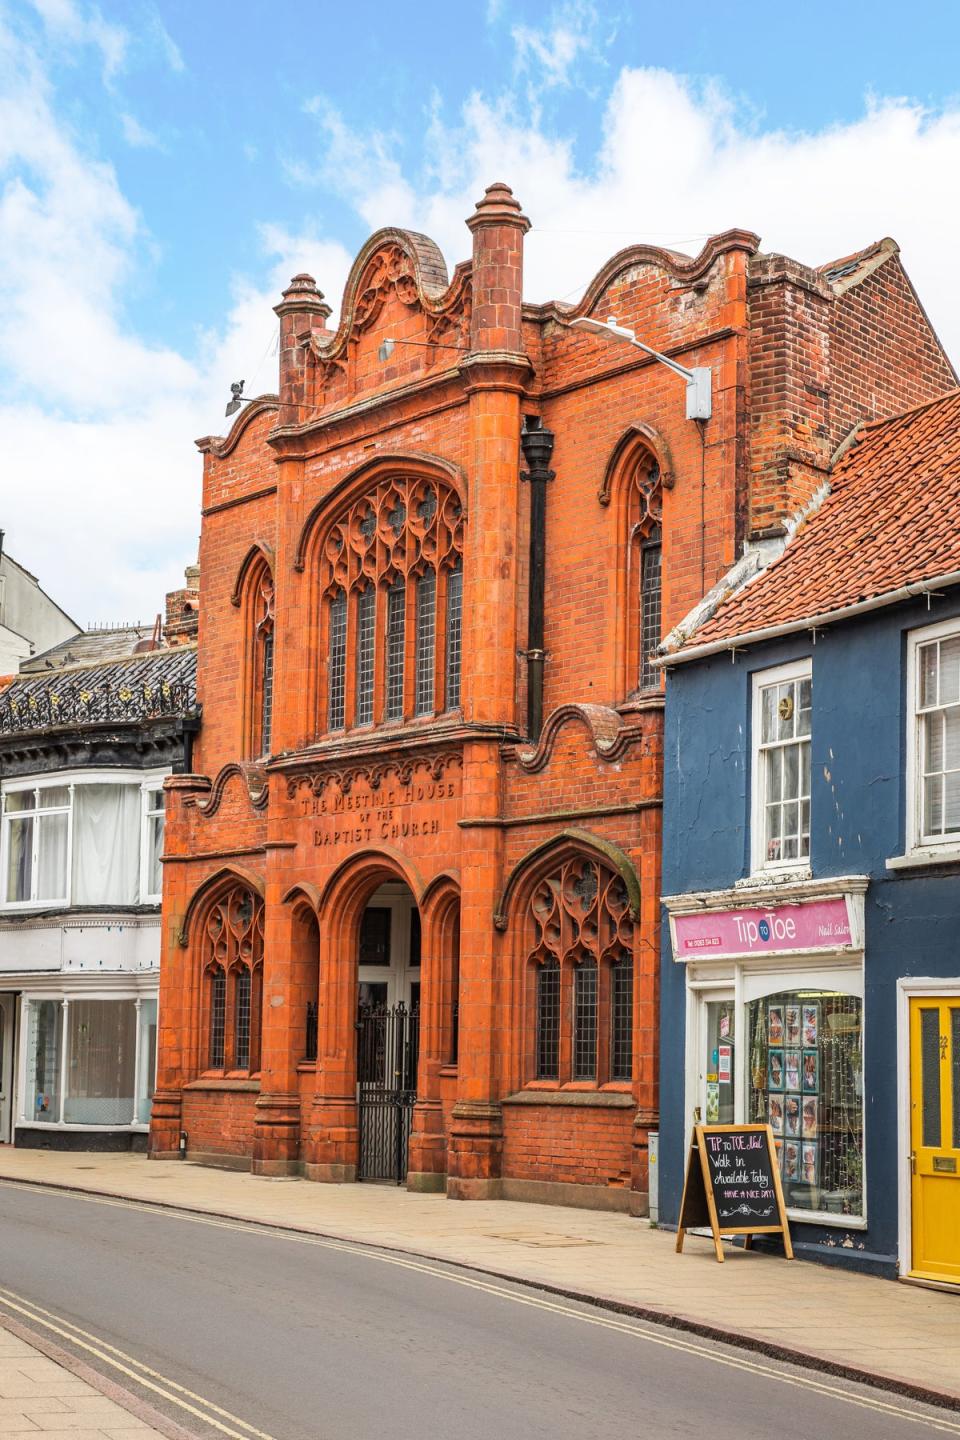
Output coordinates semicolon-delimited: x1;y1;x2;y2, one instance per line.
910;1150;917;1175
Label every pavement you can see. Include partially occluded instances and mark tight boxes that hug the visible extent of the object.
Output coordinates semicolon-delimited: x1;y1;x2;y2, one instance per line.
0;1148;957;1413
0;1318;174;1439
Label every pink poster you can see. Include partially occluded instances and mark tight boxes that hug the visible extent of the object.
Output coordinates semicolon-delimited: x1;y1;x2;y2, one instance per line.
673;897;852;959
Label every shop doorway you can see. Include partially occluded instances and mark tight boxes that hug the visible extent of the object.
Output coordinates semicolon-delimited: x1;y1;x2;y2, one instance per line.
0;994;16;1143
909;995;960;1284
356;884;420;1183
696;992;736;1127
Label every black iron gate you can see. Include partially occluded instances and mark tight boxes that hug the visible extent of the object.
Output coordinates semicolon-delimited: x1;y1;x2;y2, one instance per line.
357;1001;419;1183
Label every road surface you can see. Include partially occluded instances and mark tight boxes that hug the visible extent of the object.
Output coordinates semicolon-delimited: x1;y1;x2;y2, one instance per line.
0;1179;953;1440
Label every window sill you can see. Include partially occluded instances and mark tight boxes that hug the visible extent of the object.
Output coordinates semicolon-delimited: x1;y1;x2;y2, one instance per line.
736;867;812;890
503;1090;635;1108
186;1077;261;1092
887;846;960;871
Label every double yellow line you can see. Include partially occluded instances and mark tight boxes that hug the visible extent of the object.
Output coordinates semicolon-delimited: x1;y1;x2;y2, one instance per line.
0;1179;958;1438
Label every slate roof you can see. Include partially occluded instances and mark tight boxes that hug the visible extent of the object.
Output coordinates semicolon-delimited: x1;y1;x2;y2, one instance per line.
676;388;960;655
21;625;155;673
0;644;197;735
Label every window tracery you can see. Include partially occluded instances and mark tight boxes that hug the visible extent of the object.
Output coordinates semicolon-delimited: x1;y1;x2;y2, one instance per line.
201;885;264;1073
528;855;635;1084
319;476;464;732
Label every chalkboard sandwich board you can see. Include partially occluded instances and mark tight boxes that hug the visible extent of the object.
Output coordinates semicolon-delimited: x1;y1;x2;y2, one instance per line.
676;1123;793;1264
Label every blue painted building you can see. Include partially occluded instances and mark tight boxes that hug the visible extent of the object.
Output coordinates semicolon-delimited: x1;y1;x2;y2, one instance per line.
658;390;960;1283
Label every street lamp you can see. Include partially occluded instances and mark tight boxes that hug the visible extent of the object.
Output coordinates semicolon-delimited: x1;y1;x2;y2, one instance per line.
570;316;712;421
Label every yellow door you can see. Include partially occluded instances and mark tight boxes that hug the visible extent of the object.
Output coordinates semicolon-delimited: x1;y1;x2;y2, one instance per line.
910;997;960;1283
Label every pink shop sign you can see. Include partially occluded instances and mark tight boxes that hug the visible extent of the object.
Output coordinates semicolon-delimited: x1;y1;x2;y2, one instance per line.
673;897;853;960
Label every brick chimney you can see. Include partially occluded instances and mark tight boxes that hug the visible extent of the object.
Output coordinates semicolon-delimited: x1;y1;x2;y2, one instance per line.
465;182;530;356
274;273;333;426
163;563;200;646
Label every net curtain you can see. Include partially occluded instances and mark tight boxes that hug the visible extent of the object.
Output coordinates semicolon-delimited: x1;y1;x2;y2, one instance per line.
71;785;141;905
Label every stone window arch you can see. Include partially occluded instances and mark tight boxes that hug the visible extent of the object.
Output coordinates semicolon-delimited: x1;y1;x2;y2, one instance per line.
318;474;464;733
201;884;264;1074
527;852;635;1085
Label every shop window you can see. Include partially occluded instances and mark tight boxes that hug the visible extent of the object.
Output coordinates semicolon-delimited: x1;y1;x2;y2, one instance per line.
26;999;62;1123
318;475;464;732
747;989;863;1218
528;854;636;1085
21;996;156;1128
627;459;663;694
752;660;812;871
201;885;264;1073
909;619;960;849
64;1000;136;1125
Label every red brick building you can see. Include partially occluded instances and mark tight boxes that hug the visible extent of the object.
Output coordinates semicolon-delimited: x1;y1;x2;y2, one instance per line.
150;185;955;1212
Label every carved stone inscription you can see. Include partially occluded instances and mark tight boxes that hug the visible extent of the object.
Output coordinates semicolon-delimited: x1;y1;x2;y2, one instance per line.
287;754;461;851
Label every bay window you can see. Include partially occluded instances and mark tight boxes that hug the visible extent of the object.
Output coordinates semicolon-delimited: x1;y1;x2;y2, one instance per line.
1;774;167;909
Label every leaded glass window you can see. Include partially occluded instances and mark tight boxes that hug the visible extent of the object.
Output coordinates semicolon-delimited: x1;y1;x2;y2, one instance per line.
536;959;560;1080
328;588;347;730
639;524;662;691
202;886;263;1073
317;475;464;735
573;958;598;1080
610;953;633;1081
415;570;436;716
208;968;226;1069
385;575;406;721
445;559;462;710
355;586;375;726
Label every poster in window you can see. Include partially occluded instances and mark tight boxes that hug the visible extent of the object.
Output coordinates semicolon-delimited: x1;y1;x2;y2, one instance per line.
802;1141;818;1185
802;1096;818;1139
718;1044;732;1082
784;1141;800;1181
803;1003;819;1047
719;1009;731;1039
768;1093;784;1134
785;1004;801;1046
784;1095;801;1138
768;1004;784;1044
768;1048;784;1090
802;1049;819;1092
705;1081;720;1123
785;1049;801;1091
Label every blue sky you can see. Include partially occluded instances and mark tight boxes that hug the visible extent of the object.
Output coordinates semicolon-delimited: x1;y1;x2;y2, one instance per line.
2;0;960;624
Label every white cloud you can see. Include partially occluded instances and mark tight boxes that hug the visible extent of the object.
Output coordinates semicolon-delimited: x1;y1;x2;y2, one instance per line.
119;110;162;149
303;69;960;367
511;0;604;90
4;6;960;627
28;0;127;82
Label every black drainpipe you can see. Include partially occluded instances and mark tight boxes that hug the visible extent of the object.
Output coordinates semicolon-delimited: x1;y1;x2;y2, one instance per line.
520;416;555;743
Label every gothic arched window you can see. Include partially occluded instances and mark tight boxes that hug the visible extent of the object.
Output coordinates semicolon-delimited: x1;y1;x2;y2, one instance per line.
527;855;635;1085
319;476;464;733
628;460;662;693
238;557;275;758
202;885;264;1073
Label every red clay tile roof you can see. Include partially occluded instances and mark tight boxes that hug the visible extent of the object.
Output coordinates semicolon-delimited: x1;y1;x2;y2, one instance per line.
682;388;960;653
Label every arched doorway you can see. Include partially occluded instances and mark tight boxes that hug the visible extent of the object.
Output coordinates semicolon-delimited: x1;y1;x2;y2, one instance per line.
356;881;420;1182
